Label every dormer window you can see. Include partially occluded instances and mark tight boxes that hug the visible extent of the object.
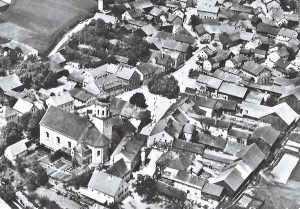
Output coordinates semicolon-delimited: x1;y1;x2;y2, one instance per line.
46;132;49;138
57;137;60;144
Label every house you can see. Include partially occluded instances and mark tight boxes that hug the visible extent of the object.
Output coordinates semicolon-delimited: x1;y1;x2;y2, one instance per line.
202;51;230;72
197;0;219;19
148;115;185;147
263;0;281;11
156;149;195;173
151;51;174;72
250;124;281;154
111;135;146;170
217;82;248;102
0;73;23;94
115;64;141;91
227;128;251;145
198;44;218;61
196;133;227;151
46;92;74;112
279;86;300;114
13;98;38;116
196;74;223;95
172;139;205;156
0;197;12;209
39;106;110;165
136;63;161;84
69;88;96;108
0;105;18;126
276;28;298;43
83;170;129;205
195;24;212;43
137;24;158;37
161;39;191;61
162;170;206;201
202;182;225;202
121;9;144;21
211;144;265;196
256;23;279;38
4;139;29;165
106;158;131;181
193;96;218;117
260;102;299;132
225;55;247;68
241;62;271;83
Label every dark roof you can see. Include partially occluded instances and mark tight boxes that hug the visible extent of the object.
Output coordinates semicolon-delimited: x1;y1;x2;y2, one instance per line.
157;149;194;171
257;23;279;36
69;88;94;102
235;144;265;171
251;125;281;147
242;62;267;76
40;106;109;147
195;24;208;36
156;181;187;201
172;139;205;155
120;135;146;161
106;158;130;179
137;63;161;75
216;99;237;112
175;171;206;189
175;34;195;44
196;133;227;150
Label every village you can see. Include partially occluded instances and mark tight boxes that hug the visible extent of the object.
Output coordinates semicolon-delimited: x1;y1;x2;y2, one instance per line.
0;0;300;208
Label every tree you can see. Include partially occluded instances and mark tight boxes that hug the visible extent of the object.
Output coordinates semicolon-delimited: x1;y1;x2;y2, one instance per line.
129;93;148;108
133;175;157;203
188;69;200;79
148;75;180;99
27;109;46;139
264;94;278;107
2;121;23;146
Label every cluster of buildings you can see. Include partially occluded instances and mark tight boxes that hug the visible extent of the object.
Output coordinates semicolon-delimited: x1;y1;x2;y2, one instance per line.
0;0;300;208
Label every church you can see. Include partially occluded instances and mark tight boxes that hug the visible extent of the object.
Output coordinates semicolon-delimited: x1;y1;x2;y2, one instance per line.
39;96;114;166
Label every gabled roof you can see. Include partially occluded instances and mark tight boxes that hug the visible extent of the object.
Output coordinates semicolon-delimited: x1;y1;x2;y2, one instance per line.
13;98;34;114
40;106;109;147
5;139;29;157
235;143;265;171
106;158;130;179
0;74;22;92
196;133;227;150
69;88;94;102
175;171;206;190
172;139;205;155
202;182;224;197
157;149;194;171
115;64;138;81
197;74;223;90
119;136;146;161
46;92;74;107
252;124;281;146
88;170;128;197
218;82;248;99
0;106;18;120
242;62;267;77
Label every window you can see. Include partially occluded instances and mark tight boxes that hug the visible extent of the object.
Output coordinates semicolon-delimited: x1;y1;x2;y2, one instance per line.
102;110;105;116
68;142;71;148
46;132;49;138
57;137;60;144
97;150;100;156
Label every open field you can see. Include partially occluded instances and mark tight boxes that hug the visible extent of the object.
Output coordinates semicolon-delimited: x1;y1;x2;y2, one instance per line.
0;0;97;55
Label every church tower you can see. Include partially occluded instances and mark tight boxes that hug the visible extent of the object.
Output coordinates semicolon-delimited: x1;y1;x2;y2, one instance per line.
98;0;103;11
90;95;112;140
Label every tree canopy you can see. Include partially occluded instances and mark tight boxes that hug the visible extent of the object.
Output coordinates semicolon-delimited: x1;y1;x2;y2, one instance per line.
148;75;180;99
130;92;148;108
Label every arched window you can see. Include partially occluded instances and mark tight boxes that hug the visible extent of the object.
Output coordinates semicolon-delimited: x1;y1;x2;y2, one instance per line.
46;132;49;138
57;137;60;144
68;142;71;148
97;150;100;156
102;110;105;116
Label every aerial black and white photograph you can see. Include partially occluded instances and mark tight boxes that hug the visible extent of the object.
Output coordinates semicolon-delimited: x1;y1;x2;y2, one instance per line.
0;0;299;208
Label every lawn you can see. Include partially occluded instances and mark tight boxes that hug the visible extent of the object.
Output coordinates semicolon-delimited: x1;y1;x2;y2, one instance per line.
0;0;97;56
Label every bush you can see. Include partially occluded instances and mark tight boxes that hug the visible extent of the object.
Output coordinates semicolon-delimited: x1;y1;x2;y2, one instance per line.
133;175;158;203
148;75;180;99
188;69;200;79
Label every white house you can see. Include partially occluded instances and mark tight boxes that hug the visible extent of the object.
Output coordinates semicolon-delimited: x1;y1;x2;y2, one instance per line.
4;139;29;165
45;92;74;112
13;98;38;116
82;170;129;205
0;106;18;127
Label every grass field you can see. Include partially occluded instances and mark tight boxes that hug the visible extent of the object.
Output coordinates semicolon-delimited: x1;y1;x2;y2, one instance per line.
0;0;97;56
